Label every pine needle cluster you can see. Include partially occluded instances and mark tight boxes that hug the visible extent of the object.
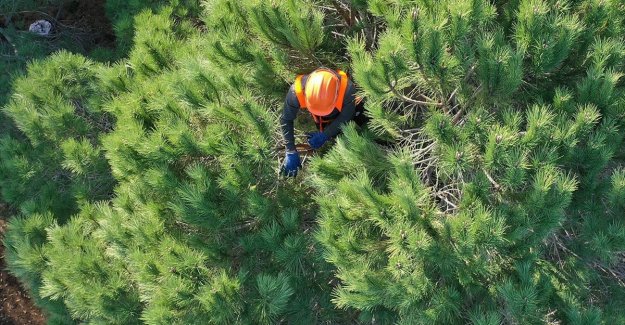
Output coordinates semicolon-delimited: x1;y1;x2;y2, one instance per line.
1;0;624;324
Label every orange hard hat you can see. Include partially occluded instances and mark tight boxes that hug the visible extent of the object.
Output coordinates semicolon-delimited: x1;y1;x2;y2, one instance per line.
305;69;339;116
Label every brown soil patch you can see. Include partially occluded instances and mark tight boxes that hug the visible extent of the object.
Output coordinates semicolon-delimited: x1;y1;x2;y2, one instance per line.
0;0;116;51
57;0;117;49
1;207;46;325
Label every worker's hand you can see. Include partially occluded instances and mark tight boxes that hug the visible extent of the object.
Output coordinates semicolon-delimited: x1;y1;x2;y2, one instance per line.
307;132;329;149
281;151;301;177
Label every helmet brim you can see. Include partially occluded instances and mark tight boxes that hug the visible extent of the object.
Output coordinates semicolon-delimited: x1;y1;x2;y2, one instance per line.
306;102;335;116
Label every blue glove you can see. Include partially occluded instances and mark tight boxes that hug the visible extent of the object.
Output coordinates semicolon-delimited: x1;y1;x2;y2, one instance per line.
307;132;329;149
281;151;301;177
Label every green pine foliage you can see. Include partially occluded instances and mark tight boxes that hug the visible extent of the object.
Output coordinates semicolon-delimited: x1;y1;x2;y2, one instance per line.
1;14;81;109
3;5;350;324
0;52;114;217
1;0;624;324
0;0;201;109
313;0;625;323
3;212;74;323
104;0;202;58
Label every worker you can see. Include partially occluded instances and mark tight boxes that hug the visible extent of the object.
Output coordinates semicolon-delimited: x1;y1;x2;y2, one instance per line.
280;67;366;177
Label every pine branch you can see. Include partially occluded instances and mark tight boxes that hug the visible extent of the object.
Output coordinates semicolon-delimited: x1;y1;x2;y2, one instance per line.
482;167;501;191
329;0;352;27
389;79;444;108
593;259;625;288
446;64;477;120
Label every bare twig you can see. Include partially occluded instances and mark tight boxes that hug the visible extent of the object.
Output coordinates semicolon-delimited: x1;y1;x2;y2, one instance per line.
55;4;63;21
389;79;444;108
482;168;501;190
452;106;465;124
593;261;625;288
447;86;459;105
547;233;625;288
452;84;482;124
330;0;353;27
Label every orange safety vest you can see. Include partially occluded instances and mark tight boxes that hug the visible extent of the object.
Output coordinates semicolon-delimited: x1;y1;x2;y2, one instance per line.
294;70;349;131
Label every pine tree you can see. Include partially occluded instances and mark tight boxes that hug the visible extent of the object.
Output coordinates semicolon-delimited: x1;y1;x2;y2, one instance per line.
3;4;351;324
0;52;115;217
1;0;625;324
313;0;625;323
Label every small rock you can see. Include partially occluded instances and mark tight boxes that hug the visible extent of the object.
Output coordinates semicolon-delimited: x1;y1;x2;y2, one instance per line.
28;20;53;36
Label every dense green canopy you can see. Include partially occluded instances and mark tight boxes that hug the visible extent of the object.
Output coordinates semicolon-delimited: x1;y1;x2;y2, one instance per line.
1;0;624;324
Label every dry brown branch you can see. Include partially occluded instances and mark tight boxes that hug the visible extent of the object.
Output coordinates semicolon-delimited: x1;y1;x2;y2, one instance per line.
593;259;625;288
447;86;459;105
329;0;353;27
390;79;444;108
546;233;625;288
400;132;463;214
482;168;501;190
451;84;482;124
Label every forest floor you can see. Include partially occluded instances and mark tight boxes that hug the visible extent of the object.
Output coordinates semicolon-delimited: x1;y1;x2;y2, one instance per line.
0;0;115;49
1;1;114;323
0;205;46;325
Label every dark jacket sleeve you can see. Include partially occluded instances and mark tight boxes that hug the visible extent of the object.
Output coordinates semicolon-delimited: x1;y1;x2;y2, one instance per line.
322;81;357;138
281;85;300;151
